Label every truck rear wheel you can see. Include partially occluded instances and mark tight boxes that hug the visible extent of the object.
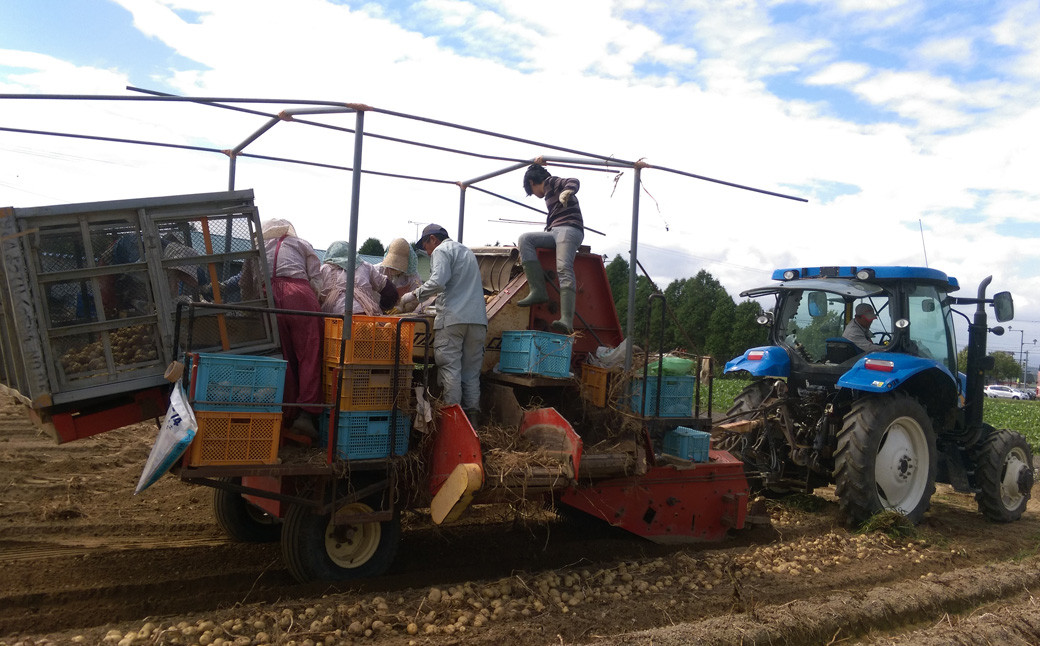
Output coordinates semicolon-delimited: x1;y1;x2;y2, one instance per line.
834;393;936;526
281;497;400;583
973;429;1034;522
213;477;280;543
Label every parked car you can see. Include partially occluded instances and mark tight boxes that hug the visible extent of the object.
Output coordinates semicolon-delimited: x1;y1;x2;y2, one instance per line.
984;384;1027;399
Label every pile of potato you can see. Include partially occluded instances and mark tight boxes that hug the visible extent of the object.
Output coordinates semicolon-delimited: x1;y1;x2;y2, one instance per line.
60;324;159;375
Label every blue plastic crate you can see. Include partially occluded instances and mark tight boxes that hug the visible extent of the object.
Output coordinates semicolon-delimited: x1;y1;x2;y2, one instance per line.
663;426;710;462
625;376;696;417
191;353;287;413
320;410;411;460
498;330;573;378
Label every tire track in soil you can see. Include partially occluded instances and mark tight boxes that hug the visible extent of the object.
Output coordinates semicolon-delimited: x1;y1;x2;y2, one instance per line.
595;557;1040;646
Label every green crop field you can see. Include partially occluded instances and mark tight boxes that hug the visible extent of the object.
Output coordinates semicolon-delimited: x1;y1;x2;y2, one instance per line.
712;376;1040;451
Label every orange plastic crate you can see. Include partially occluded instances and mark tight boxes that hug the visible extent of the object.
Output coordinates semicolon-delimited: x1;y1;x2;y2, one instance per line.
187;410;282;466
324;316;415;365
322;362;414;411
580;363;610;407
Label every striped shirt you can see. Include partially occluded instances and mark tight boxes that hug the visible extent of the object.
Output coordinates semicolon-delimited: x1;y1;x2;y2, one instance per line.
542;176;583;232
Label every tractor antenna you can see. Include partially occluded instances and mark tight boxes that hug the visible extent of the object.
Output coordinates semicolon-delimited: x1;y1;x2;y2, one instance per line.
919;219;929;267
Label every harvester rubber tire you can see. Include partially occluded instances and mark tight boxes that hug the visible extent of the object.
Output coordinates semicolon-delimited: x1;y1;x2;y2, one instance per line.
834;392;937;527
281;495;400;583
972;429;1034;522
213;477;281;543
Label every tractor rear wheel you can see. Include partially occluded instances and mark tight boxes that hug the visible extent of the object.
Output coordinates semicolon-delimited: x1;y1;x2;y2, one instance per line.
281;495;400;583
720;379;792;494
213;477;280;543
725;379;777;418
834;392;937;526
973;429;1034;522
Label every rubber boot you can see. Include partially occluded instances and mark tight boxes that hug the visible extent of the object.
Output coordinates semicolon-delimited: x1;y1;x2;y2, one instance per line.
465;408;481;429
551;288;576;334
517;260;548;307
291;411;320;439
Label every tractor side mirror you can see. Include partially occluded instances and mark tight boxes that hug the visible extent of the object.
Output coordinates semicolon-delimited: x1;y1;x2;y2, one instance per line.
808;292;828;317
982;355;995;371
992;291;1014;322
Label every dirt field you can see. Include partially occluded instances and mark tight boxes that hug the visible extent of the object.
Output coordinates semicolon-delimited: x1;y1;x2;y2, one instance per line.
2;395;1040;646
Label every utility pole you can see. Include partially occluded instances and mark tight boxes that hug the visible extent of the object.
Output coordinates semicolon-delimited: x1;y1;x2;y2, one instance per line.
407;220;429;241
1007;327;1033;384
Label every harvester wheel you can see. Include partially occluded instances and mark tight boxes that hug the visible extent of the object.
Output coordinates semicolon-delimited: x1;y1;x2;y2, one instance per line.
972;429;1034;522
281;495;400;583
834;392;936;526
213;477;280;543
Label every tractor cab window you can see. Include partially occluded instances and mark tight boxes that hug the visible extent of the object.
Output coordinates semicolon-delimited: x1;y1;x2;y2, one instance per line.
905;285;956;371
777;290;846;362
777;290;893;363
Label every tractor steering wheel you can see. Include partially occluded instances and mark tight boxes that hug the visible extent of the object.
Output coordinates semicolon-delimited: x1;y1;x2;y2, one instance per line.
875;331;891;345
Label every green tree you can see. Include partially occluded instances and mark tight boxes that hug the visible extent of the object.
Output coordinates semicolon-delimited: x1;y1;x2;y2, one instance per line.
358;237;384;256
726;299;768;360
958;349;1022;383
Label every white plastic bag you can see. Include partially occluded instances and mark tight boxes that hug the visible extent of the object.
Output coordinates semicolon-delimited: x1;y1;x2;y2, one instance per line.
135;382;198;495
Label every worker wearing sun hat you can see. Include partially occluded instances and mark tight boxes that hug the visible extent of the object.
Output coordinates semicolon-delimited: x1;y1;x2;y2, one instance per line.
400;224;486;425
378;237;422;297
843;302;885;352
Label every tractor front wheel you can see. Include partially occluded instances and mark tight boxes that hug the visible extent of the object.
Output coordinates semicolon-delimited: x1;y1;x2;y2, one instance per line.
973;429;1034;522
281;497;400;583
834;393;937;526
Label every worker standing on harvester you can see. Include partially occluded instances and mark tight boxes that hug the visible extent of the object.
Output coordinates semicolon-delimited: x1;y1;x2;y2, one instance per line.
258;218;323;439
399;224;487;426
517;157;584;334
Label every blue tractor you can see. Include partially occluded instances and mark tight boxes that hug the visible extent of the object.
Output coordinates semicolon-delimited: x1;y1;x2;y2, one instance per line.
720;266;1034;526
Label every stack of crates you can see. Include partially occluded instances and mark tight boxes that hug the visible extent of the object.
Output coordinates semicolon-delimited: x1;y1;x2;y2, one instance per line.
322;316;415;460
186;353;288;466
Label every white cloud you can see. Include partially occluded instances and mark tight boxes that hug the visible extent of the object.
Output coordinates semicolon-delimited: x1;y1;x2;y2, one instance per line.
916;36;975;67
805;61;871;86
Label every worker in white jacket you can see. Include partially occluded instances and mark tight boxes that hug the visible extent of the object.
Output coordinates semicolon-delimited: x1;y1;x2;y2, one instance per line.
400;224;487;425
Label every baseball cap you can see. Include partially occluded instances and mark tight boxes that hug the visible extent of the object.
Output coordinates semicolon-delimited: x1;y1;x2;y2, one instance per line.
414;223;449;250
855;303;876;318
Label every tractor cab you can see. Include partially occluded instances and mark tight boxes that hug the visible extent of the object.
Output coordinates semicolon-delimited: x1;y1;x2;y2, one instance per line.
728;266;961;391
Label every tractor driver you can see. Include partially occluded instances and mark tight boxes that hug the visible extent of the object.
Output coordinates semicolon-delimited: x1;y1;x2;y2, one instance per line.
843;303;885;352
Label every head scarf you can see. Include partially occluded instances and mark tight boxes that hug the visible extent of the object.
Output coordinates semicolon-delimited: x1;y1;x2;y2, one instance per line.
323;240;358;271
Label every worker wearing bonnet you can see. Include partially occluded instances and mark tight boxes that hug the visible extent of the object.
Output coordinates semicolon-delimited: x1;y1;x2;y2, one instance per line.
318;240;399;316
260;218;324;438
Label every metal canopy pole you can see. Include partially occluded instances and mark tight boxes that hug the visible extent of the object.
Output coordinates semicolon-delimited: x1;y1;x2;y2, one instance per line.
343;109;365;329
457;186;467;243
625;165;642;372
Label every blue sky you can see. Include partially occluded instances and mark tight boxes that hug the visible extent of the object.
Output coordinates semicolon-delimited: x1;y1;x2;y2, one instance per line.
2;0;1040;365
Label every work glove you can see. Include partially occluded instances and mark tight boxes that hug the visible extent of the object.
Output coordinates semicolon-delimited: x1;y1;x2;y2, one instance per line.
559;189;574;206
399;291;419;313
